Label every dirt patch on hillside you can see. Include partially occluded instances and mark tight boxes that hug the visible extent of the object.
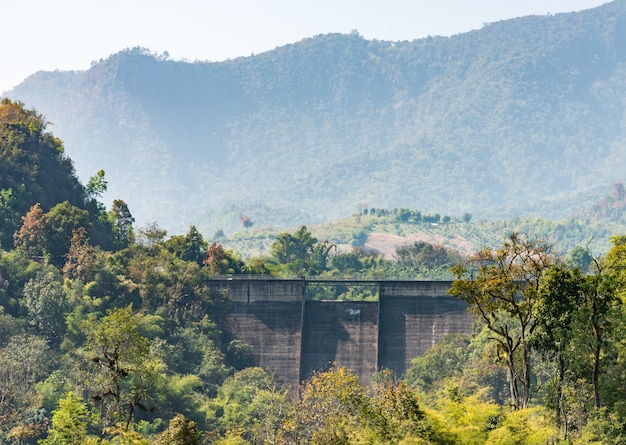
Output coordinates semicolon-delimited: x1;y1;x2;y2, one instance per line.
365;232;477;259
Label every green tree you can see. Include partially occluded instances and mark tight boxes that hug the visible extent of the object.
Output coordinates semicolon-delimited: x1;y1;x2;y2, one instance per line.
165;226;208;266
271;225;318;264
0;99;84;213
108;199;134;249
208;367;288;442
485;406;558;444
153;414;202;445
46;201;91;266
204;242;244;275
450;233;554;410
405;333;471;393
364;380;432;444
85;169;107;202
0;334;53;433
136;222;167;252
270;226;333;275
568;246;592;272
22;267;68;345
329;252;363;276
431;388;502;445
582;257;618;409
287;366;365;445
39;392;90;445
532;265;584;438
79;306;163;435
395;241;462;270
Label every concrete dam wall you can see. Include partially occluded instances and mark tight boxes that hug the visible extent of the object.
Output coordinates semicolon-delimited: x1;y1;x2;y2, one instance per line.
208;278;473;387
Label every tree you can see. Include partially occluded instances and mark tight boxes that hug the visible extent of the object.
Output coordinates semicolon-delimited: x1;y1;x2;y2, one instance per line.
79;306;163;435
485;406;558;444
136;222;166;252
154;414;202;445
85;169;107;202
364;380;432;443
165;225;208;266
240;215;253;229
13;203;48;259
271;226;318;264
0;334;53;433
208;367;288;442
204;242;244;275
533;265;584;438
39;392;90;445
287;366;365;445
395;241;462;270
108;199;134;249
449;233;553;410
405;333;471;393
0;186;30;250
568;246;592;272
22;267;68;345
270;226;333;275
62;227;98;282
329;252;363;275
583;255;618;409
0;99;84;213
45;201;91;266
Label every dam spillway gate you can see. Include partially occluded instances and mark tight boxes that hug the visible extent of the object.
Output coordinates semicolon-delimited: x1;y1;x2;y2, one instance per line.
207;278;473;387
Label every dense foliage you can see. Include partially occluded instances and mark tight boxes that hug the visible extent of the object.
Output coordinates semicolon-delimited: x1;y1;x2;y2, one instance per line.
7;94;626;444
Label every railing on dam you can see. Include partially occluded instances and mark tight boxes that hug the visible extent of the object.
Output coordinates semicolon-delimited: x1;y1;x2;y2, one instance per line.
207;277;473;387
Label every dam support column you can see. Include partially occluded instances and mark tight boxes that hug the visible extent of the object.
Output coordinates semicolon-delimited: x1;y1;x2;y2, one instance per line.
213;279;306;387
378;281;473;377
299;300;379;385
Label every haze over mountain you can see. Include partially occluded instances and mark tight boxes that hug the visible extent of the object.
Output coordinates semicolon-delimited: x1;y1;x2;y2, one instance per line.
5;0;626;234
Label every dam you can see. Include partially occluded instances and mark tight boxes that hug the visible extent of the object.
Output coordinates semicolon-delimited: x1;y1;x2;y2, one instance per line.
208;278;473;387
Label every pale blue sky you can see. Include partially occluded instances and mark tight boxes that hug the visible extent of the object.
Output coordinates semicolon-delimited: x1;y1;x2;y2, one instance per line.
1;0;609;94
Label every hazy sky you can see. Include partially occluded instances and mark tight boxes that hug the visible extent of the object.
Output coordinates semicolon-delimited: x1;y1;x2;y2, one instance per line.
1;0;609;94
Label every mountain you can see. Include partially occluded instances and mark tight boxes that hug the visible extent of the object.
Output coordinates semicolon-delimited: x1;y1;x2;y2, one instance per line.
4;1;626;235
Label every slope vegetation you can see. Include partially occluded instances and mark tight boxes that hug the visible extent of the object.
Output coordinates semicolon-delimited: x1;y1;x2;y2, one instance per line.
5;1;626;234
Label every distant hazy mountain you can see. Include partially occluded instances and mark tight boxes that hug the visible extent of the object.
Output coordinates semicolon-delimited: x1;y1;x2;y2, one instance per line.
5;0;626;235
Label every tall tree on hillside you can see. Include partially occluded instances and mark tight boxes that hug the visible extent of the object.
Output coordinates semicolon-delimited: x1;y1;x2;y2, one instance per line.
13;203;48;259
271;226;334;275
0;334;53;434
79;306;163;435
85;169;107;202
22;267;68;345
450;233;554;410
533;265;584;438
62;227;98;282
46;201;91;266
109;199;134;249
165;226;207;266
204;242;244;275
271;226;318;264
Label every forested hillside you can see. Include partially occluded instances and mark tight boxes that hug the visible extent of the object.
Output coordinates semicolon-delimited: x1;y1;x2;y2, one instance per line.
6;99;626;443
4;0;626;234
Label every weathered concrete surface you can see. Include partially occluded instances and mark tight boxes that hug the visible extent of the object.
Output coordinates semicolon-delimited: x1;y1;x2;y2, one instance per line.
210;279;305;386
209;278;305;303
301;301;379;385
211;278;473;387
224;300;303;387
378;281;473;377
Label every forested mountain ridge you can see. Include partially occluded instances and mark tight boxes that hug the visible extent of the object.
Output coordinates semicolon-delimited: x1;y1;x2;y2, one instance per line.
5;0;626;234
